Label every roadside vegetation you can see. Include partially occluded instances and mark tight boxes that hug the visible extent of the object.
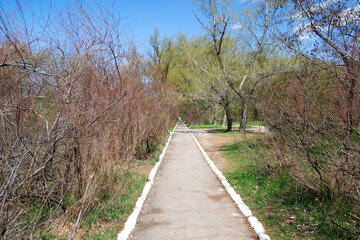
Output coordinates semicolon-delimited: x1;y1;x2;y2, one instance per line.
182;0;360;238
1;0;359;239
0;3;178;239
223;135;359;239
195;126;359;239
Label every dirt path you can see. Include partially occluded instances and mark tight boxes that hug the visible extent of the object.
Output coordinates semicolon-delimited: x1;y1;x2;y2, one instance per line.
128;123;256;240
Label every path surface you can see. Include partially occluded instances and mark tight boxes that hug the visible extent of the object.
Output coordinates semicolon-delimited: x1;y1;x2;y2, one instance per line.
129;123;256;240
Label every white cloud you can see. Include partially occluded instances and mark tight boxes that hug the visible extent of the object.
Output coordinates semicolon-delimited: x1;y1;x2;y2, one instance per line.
231;23;243;30
310;0;341;13
338;5;360;25
294;22;313;40
293;1;360;41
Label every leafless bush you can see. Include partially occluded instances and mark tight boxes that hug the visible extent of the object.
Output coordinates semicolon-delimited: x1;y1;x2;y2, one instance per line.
0;3;178;239
261;61;360;202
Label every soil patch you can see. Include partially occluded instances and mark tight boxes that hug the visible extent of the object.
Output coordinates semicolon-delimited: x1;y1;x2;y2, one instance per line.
194;127;268;172
131;164;154;177
194;129;244;172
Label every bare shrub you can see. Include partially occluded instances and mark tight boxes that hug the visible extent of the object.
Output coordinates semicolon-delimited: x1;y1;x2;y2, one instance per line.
261;61;360;201
0;3;178;239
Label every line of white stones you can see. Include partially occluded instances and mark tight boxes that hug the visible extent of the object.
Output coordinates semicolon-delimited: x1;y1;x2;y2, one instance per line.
186;125;271;240
117;122;178;240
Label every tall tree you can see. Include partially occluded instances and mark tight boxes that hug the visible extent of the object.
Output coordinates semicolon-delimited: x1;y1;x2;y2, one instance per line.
170;34;235;128
192;0;283;131
183;34;236;130
149;28;174;83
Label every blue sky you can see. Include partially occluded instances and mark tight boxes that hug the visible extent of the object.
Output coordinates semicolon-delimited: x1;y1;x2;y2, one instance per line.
116;0;204;49
1;0;249;53
1;0;212;52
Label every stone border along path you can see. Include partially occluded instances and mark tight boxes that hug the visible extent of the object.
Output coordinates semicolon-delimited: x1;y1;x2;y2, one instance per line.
188;126;271;240
117;122;270;240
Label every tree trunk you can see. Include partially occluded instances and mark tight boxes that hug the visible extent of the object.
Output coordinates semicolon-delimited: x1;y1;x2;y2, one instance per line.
253;102;261;121
146;139;151;153
239;98;248;132
212;102;218;125
221;110;226;128
209;85;232;131
224;103;232;132
345;74;356;153
73;140;83;197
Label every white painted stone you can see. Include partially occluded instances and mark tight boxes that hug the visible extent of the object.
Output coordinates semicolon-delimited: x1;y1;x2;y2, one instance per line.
226;186;236;196
238;203;252;217
148;168;157;180
141;183;151;198
221;179;231;188
259;233;271;240
208;162;216;168
231;194;243;204
135;197;144;209
248;216;265;235
214;169;222;176
217;174;226;180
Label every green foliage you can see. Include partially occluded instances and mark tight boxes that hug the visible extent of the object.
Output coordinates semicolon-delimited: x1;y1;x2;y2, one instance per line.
149;28;174;82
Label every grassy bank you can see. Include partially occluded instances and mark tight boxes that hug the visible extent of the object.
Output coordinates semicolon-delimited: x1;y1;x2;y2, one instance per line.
39;171;147;240
39;138;168;239
79;144;167;239
221;137;359;240
80;172;147;240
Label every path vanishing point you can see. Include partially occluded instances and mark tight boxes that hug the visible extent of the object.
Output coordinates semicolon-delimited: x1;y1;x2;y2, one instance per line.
128;122;259;240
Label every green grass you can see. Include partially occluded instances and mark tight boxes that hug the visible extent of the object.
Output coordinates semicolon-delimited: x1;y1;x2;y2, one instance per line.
207;128;247;135
222;138;359;240
187;123;222;129
42;172;147;240
80;172;147;239
136;145;163;166
188;121;265;129
246;121;265;127
81;228;119;240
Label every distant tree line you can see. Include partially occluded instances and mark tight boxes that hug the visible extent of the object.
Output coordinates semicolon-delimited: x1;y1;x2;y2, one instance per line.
151;0;360;204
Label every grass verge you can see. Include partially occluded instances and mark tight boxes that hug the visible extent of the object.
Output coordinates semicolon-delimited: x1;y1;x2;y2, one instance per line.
80;146;169;239
222;137;359;240
79;172;147;240
42;138;169;239
188;123;221;129
78;127;175;239
188;121;264;129
41;172;147;240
